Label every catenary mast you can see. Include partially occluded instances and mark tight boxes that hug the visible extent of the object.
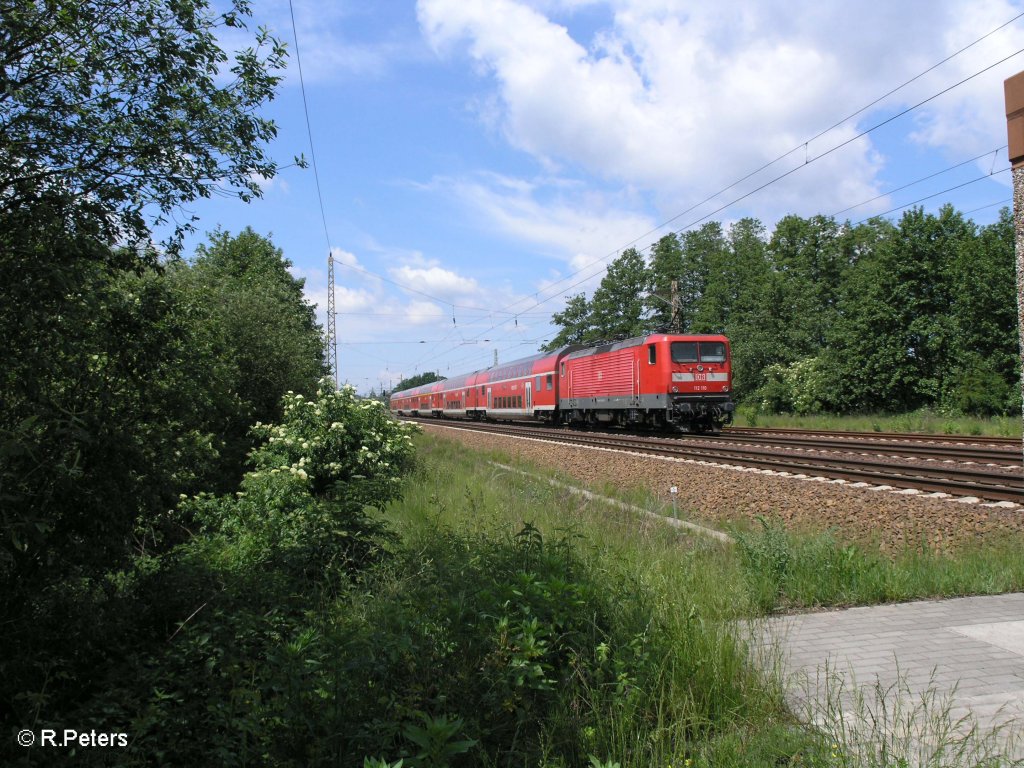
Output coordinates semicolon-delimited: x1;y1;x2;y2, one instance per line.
326;251;338;387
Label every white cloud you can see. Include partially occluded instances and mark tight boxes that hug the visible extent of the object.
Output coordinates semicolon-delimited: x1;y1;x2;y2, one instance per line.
404;299;447;325
390;263;483;302
330;247;362;268
449;173;652;259
417;0;1023;219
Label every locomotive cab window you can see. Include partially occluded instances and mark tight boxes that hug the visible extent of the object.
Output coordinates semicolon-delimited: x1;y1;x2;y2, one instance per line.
648;344;657;364
700;342;727;362
670;342;698;363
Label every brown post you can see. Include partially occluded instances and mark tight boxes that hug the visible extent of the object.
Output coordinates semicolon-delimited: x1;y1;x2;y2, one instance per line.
670;279;681;332
1005;71;1024;464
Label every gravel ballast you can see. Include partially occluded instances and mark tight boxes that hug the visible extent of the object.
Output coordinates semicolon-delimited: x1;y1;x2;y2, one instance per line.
420;423;1024;550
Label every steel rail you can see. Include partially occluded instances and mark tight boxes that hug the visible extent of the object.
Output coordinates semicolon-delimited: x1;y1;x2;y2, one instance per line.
725;425;1021;447
407;418;1023;503
690;433;1018;464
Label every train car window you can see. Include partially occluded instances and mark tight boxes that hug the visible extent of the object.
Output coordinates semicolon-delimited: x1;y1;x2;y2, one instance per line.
535;376;542;391
700;342;727;362
546;374;552;390
648;344;657;364
670;342;698;362
560;362;565;376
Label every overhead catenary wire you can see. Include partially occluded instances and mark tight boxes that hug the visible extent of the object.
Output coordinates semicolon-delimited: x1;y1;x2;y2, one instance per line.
962;199;1012;215
339;12;1024;382
852;167;1011;225
829;146;1007;218
437;41;1024;367
479;11;1024;324
287;0;331;254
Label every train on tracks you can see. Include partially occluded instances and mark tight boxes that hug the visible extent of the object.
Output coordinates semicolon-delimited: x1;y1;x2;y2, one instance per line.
389;333;735;434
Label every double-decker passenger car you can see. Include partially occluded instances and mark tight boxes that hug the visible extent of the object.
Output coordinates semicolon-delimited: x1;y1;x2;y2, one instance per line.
390;334;734;433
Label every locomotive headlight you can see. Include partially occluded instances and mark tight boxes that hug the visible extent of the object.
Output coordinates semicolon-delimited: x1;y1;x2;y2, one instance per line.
671;386;679;393
722;386;730;392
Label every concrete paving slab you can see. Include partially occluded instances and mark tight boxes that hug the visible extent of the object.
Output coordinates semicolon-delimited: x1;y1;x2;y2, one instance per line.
950;621;1024;657
752;593;1024;765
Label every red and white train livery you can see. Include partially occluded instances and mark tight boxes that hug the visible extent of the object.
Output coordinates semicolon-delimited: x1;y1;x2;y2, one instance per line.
389;333;734;434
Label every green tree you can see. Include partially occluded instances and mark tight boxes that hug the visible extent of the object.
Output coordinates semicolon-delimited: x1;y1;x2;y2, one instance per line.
677;223;725;332
186;228;326;422
945;207;1018;414
587;247;651;341
768;214;847;354
544;294;593;351
165;228;327;484
393;372;445;393
646;233;684;330
0;0;289;251
693;219;772;396
824;207;974;411
1;0;290;597
0;230;230;601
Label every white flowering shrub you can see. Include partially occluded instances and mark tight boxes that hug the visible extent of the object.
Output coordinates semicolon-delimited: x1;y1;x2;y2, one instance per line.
250;382;418;499
181;382;419;579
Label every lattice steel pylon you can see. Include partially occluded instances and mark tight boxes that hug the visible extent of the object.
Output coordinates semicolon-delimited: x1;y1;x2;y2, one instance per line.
326;251;338;387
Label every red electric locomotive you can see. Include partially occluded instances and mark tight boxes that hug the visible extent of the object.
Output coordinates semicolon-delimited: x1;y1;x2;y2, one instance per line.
560;333;733;433
389;333;734;434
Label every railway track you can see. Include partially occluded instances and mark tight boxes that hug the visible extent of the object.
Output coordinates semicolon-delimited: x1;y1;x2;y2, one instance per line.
405;417;1023;504
698;432;1017;465
725;425;1021;448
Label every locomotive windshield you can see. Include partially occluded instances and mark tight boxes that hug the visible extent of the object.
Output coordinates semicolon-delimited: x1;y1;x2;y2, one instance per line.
671;341;727;363
670;342;698;362
700;342;727;362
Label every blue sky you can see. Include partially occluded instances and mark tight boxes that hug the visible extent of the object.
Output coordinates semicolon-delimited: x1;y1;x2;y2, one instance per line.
168;0;1024;394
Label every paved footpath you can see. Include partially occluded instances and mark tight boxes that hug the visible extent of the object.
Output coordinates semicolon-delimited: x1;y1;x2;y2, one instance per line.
755;593;1024;764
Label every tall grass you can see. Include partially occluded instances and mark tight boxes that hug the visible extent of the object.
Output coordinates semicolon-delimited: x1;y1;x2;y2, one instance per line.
382;436;831;767
730;517;1024;613
386;432;1024;766
735;405;1021;437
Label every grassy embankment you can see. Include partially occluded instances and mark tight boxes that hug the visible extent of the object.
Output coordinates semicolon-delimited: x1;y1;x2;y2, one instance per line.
734;405;1021;437
37;419;1016;767
368;430;1024;766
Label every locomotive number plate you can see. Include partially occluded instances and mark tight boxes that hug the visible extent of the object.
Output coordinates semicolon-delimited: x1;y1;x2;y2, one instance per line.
694;372;707;382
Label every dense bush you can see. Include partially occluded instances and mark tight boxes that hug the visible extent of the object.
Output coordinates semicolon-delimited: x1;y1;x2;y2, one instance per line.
3;385;417;767
0;225;326;609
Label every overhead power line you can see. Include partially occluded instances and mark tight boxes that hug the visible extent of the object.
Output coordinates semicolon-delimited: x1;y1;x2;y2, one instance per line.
446;40;1024;360
829;146;1006;217
287;0;331;252
288;0;339;382
351;11;1024;376
470;11;1024;334
852;167;1011;224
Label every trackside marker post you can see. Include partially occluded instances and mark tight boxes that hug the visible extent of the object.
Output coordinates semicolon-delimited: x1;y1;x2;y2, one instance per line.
1004;71;1024;466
